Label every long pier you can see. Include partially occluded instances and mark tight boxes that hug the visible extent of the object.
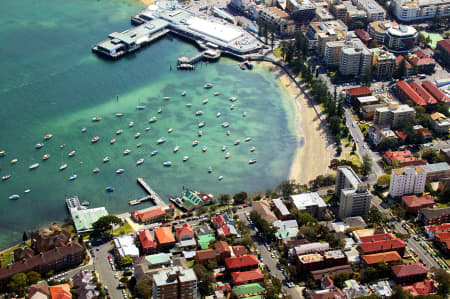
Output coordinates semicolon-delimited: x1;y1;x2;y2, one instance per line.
128;195;152;206
137;178;167;208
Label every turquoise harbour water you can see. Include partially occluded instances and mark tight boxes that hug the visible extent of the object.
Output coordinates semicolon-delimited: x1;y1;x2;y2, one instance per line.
0;0;297;248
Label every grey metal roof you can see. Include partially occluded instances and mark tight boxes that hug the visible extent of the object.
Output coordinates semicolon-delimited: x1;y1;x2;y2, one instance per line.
422;162;449;173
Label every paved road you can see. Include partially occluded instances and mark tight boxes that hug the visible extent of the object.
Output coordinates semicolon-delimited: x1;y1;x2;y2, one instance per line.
92;242;123;299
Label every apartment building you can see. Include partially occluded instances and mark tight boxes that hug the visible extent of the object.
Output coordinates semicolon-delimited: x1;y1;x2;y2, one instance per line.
374;103;416;128
306;20;348;54
339;40;372;76
389;166;427;197
392;0;450;22
371;48;396;79
436;39;450;67
286;0;317;22
351;0;386;20
291;192;327;220
336;166;372;219
367;21;398;43
152;267;198;299
385;25;418;52
259;7;296;36
419;207;450;225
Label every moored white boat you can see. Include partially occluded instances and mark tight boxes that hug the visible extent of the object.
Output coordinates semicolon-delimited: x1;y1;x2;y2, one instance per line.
110;138;116;144
2;174;11;180
216;112;221;118
151;150;158;156
214;92;220;96
137;143;142;148
202;146;207;152
123;149;131;155
158;107;162;113
230;104;235;110
129;121;135;127
44;134;53;140
183;156;189;161
198;130;203;137
157;137;166;144
42;154;50;160
234;139;240;145
9;194;20;200
221;122;230;128
174;145;179;153
221;145;226;151
68;151;76;157
163;96;170;100
198;121;205;128
29;163;39;170
11;159;18;164
249;159;257;164
186;103;192;107
149;117;157;123
250;146;256;152
136;105;145;110
168;128;173;133
202;98;208;104
103;156;110;162
245;137;252;142
93;168;100;173
192;140;199;146
243;111;247;117
35;143;44;149
181;91;186;96
92;116;102;122
136;159;144;165
59;164;68;171
135;132;141;138
208;166;213;173
218;176;224;181
91;136;100;143
163;161;172;167
81;128;87;133
116;130;123;135
116;168;125;174
225;152;230;159
69;174;77;180
204;83;213;89
115;113;124;117
195;110;203;116
229;97;237;102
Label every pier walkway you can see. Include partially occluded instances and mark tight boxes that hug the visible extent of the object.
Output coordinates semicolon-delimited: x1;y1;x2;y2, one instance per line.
137;178;167;208
177;49;221;69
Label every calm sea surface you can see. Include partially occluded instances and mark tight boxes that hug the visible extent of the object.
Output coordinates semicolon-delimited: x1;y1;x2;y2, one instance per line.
0;0;297;248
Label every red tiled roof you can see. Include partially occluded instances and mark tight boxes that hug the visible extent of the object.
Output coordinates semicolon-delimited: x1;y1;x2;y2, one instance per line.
426;223;450;233
154;227;175;244
360;233;395;243
135;208;165;222
437;39;450;53
392;263;428;278
409;82;438;104
321;276;334;288
215;241;231;254
347;86;372;96
403;280;437;296
410;56;436;66
231;269;264;284
422;81;450;103
138;230;156;249
217;284;232;291
435;231;450;242
49;284;72;299
196;249;217;261
232;245;248;257
312;287;345;299
402;195;435;208
397;56;413;69
175;223;194;238
213;215;226;227
397;81;427;106
355;29;371;42
395;131;408;141
384;150;417;164
414;49;430;58
218;223;231;236
360;238;405;254
225;255;259;270
363;251;402;264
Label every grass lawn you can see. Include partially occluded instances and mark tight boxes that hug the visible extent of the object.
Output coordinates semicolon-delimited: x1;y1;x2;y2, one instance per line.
0;244;22;267
420;31;443;48
113;222;135;236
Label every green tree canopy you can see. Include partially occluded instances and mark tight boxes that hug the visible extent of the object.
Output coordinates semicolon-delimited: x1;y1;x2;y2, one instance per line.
7;273;27;296
135;279;152;299
92;215;122;238
193;264;215;296
233;192;248;205
26;271;41;285
432;267;450;296
362;154;372;176
218;194;231;205
120;256;133;268
376;174;391;188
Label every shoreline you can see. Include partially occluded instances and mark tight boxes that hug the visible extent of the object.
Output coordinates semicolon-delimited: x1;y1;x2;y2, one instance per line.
257;61;334;184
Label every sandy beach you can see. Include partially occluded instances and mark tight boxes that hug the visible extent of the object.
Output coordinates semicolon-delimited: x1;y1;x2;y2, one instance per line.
258;62;334;184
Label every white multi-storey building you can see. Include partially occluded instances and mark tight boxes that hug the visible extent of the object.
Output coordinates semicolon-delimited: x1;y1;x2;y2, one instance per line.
392;0;450;22
389;166;427;197
351;0;386;20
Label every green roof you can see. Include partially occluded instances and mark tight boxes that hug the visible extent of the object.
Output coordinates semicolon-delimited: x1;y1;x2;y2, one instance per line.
71;207;108;233
275;227;299;240
233;283;265;296
197;234;215;249
182;190;203;210
246;296;263;299
145;253;172;266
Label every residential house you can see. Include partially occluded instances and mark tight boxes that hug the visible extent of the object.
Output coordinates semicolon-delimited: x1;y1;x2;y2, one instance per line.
72;270;100;299
419;207;450;225
359;237;406;256
434;232;450;254
145;253;173;268
49;284;72;299
431;112;450;134
231;269;265;286
27;285;50;299
215;241;232;261
138;230;157;255
409;82;437;105
424;223;450;239
194;223;213;237
383;150;425;167
294;242;330;255
343;279;371;298
403;280;438;296
408;50;436;74
397;56;413;77
70;207;109;234
311;287;345;299
175;223;194;241
311;265;353;281
154;227;176;251
392;263;428;284
401;195;435;214
291;193;327;220
30;230;71;253
195;249;218;265
232;245;248;257
362;251;402;265
114;235;139;257
252;200;278;223
272;197;291;220
346;86;372;104
396;81;429;106
225;255;259;272
232;282;265;298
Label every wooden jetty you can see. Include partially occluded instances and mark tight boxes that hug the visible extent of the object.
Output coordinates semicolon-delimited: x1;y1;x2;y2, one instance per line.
136;178;167;208
128;195;152;206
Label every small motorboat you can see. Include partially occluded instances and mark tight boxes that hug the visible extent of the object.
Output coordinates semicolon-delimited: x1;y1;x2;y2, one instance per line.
0;150;5;156
163;96;170;100
234;139;240;145
123;149;131;155
103;156;110;163
243;111;247;117
136;158;144;165
11;159;18;164
35;143;44;149
204;83;213;89
106;186;114;192
24;189;31;193
250;146;256;152
198;130;203;137
129;121;135;127
183;156;189;162
81;128;87;133
221;145;226;151
158;107;162;114
44;134;53;140
181;91;186;96
60;144;66;149
198;121;205;128
230;104;235;110
192;140;199;146
168;128;173;133
202;98;209;104
68;151;76;157
2;174;11;180
195;110;203;116
226;130;231;136
59;164;68;171
93;168;100;173
157;137;166;144
163;161;172;167
116;130;123;135
137;143;142;148
174;145;179;153
42;154;50;160
151;150;158;156
91;136;100;143
186;103;192;107
225;152;230;159
218;176;224;181
245;137;252;142
208;166;213;173
92;116;102;122
230;97;237;102
216;112;221;118
149;117;157;123
115;113;124;117
110;138;116;144
135;132;141;138
116;168;125;174
69;174;78;180
81;201;90;206
202;146;207;152
240;63;246;70
221;122;230;128
29;163;39;170
214;92;220;96
145;127;150;131
136;105;145;110
9;194;20;200
249;159;257;164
